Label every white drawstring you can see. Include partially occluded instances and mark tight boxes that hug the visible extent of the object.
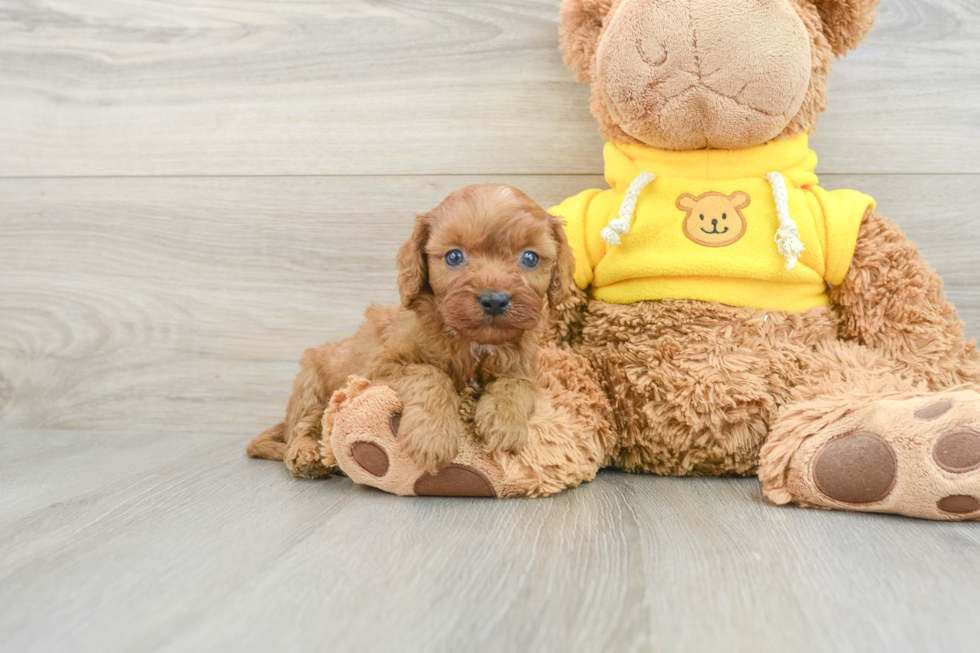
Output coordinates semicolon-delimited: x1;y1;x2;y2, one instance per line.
601;171;656;245
765;171;804;270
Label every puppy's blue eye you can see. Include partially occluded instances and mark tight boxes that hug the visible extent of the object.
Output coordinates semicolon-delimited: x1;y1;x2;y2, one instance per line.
521;251;539;269
445;249;464;267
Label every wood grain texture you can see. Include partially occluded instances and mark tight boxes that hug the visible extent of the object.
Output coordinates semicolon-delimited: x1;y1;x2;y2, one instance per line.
2;2;980;650
1;429;979;653
1;174;977;436
0;0;977;176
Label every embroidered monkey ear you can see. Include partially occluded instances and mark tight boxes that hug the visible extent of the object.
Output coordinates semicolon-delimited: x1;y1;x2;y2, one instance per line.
809;0;881;56
676;194;698;211
560;0;616;82
730;192;751;210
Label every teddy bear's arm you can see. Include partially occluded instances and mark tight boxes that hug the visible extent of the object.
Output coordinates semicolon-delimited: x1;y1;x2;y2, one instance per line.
547;188;607;346
829;211;980;387
550;188;605;289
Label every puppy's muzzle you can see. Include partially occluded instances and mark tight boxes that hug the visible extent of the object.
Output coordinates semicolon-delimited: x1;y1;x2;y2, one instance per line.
479;291;512;316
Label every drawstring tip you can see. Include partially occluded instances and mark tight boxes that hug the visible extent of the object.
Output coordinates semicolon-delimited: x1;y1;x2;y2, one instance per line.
600;227;621;245
602;171;656;247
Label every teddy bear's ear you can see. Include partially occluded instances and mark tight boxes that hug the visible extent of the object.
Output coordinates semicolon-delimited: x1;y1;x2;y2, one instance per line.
809;0;882;56
560;0;616;82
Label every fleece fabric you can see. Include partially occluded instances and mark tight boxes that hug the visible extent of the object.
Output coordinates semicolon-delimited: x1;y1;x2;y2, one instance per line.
551;134;875;311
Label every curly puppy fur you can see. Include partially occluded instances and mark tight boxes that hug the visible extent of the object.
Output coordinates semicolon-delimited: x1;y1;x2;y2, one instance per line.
247;184;575;477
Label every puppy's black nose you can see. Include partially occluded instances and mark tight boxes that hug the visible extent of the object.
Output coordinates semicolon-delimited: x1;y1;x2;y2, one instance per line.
479;292;511;316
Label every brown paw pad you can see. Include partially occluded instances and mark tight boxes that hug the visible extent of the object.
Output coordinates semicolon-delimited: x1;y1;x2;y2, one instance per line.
937;495;980;515
351;441;389;477
389;412;401;437
933;429;980;473
915;399;953;421
812;431;898;504
414;464;496;498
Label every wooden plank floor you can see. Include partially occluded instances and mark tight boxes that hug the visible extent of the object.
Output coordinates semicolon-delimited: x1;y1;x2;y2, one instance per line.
2;1;980;651
3;428;980;653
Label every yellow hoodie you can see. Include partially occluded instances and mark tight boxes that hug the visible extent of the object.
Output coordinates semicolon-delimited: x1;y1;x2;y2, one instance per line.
551;134;875;312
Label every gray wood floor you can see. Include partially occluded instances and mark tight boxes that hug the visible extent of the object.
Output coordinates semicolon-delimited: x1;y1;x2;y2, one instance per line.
4;429;980;653
2;1;980;651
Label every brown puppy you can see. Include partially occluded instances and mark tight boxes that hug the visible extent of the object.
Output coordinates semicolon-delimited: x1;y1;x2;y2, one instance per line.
247;184;575;477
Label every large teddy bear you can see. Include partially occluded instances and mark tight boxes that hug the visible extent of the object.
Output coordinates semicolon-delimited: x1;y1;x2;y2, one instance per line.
289;0;980;520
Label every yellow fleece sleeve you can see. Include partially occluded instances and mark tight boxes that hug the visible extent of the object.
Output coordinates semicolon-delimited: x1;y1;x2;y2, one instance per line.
811;187;876;286
550;188;603;290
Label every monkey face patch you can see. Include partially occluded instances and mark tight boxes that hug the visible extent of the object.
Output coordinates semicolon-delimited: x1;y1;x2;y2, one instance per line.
677;192;750;247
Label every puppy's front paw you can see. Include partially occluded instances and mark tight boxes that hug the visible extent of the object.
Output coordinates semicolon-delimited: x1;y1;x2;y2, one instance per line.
285;438;333;479
475;393;530;453
399;405;463;474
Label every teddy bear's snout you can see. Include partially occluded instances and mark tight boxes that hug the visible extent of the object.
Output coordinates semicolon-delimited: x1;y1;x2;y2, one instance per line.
595;0;813;150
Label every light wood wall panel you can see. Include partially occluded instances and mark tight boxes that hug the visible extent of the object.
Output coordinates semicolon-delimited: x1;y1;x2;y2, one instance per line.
0;0;977;177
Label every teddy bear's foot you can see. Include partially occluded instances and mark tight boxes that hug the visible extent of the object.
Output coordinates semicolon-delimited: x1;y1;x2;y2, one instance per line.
323;377;508;497
760;387;980;520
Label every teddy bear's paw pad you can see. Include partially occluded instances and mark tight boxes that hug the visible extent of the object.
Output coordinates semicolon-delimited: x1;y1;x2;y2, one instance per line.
414;464;497;497
328;380;507;497
329;382;419;495
933;427;980;515
933;428;980;473
938;494;980;514
785;389;980;520
812;431;897;504
350;441;390;477
915;400;953;421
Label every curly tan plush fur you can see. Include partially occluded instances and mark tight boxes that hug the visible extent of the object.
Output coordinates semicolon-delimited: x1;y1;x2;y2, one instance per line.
830;211;980;387
534;0;980;518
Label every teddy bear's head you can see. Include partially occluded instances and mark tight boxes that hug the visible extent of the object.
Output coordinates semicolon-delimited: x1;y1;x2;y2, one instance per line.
560;0;881;150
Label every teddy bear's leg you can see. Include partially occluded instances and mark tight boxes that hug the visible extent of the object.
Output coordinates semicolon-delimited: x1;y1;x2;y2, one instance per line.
760;341;980;521
578;298;818;477
831;211;980;387
325;346;615;498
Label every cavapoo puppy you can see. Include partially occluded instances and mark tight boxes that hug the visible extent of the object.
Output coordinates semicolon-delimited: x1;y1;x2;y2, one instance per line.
247;184;575;478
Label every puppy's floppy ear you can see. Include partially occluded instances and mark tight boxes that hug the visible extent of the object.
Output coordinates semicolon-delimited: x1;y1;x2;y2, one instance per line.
809;0;881;56
396;213;430;307
560;0;615;82
547;213;577;308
